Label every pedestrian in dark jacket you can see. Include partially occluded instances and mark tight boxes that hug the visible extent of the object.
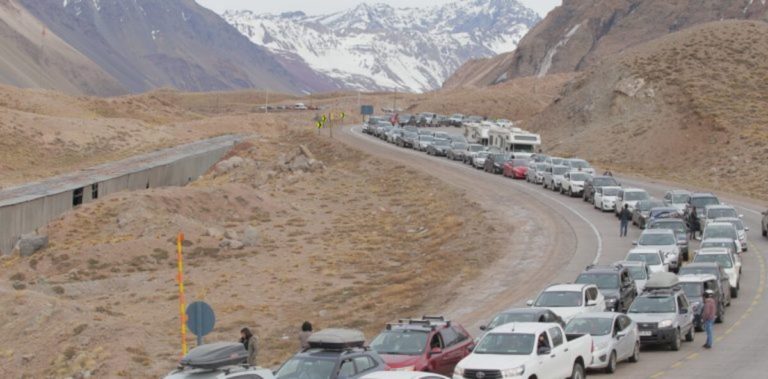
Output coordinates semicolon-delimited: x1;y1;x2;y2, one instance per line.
702;290;716;349
689;208;700;240
240;327;258;366
619;204;631;237
299;321;313;350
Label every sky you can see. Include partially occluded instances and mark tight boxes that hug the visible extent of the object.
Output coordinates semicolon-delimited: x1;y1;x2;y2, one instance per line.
195;0;562;18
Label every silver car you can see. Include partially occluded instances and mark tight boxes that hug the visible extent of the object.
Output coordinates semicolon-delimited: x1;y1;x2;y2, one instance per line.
712;217;749;250
663;190;692;213
565;312;640;373
703;205;741;227
634;229;680;272
543;165;568;191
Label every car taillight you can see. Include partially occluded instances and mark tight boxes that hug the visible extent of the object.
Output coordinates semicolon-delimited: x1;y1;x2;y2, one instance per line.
591;340;595;353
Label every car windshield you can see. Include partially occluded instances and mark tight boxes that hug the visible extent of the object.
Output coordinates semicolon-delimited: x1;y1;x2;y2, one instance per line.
551;158;563;165
679;266;717;277
639;233;676;246
537;163;548;170
474;333;534;355
569;173;589;181
535;291;582;307
452;143;467;149
491;154;508;161
694;254;733;268
671;194;690;203
476;152;490;158
627;253;662;265
680;282;703;299
553;167;567;175
433;139;450;146
370;330;428;355
575;273;619;290
469;145;484;152
703;226;737;240
625;191;650;201
701;241;734;250
488;313;538;329
602;188;620;196
691;196;719;208
276;357;337;379
511;159;529;167
419;136;434;142
707;208;737;219
594;177;618;187
649;221;686;234
636;201;655;211
569;160;590;169
650;208;678;218
629;296;676;313
627;266;648;280
565;317;612;336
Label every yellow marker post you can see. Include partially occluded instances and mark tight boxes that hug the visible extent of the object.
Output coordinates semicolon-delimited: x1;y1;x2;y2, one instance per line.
176;232;188;357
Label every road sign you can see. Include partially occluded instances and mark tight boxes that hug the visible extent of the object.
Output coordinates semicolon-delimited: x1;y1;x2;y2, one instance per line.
186;301;215;346
361;105;374;115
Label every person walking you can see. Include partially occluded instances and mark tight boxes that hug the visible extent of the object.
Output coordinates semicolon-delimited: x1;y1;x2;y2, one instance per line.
702;289;716;349
299;321;313;350
689;208;701;240
240;327;258;366
619;204;631;237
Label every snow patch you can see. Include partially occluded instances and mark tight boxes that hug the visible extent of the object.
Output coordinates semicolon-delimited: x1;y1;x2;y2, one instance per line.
537;23;582;78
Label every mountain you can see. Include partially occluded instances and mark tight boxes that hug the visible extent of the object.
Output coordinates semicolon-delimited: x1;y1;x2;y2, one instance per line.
444;0;768;88
0;0;125;96
16;0;337;94
222;0;540;92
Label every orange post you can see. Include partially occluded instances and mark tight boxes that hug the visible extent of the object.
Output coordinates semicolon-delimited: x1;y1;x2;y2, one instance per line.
177;232;188;356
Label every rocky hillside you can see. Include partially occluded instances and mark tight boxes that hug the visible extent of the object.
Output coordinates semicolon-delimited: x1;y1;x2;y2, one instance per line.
223;0;540;92
526;20;768;199
445;0;768;88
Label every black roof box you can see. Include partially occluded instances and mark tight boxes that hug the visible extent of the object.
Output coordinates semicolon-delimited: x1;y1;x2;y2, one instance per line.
307;329;365;350
179;342;247;369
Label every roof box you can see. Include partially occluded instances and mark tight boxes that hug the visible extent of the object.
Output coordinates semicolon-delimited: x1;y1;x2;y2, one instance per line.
179;342;247;369
645;272;679;289
307;329;365;350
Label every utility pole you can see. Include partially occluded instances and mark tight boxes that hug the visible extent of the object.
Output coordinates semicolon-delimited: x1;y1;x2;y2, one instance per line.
265;88;269;114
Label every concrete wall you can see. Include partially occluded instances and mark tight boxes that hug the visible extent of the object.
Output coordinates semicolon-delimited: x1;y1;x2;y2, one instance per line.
0;141;234;255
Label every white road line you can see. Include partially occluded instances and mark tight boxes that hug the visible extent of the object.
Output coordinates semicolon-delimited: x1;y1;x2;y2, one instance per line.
347;126;604;264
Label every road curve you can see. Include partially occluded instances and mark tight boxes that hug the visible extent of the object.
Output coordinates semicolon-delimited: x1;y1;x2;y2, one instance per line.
336;126;768;378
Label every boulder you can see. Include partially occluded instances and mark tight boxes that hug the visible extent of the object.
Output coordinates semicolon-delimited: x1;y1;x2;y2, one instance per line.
224;229;239;240
214;156;246;175
16;234;48;257
219;239;244;250
205;227;225;239
242;226;259;247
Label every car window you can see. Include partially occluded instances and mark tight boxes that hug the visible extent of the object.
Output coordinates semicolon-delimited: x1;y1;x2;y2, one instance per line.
676;296;685;313
549;327;564;347
440;327;460;347
452;326;469;344
618;315;631;331
352;356;376;373
430;333;444;349
339;360;356;378
587;287;598;301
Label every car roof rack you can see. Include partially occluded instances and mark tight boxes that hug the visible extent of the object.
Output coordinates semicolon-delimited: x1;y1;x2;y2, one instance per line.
306;329;366;350
386;316;450;331
585;263;623;271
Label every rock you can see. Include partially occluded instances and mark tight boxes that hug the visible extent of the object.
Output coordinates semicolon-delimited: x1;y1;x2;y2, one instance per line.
224;230;239;240
214;156;246;175
12;281;26;290
242;226;260;247
21;354;35;364
205;227;224;239
16;234;48;257
219;239;244;250
614;77;646;98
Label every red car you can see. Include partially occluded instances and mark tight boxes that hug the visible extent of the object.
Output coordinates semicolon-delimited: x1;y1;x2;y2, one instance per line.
502;158;530;179
370;316;474;376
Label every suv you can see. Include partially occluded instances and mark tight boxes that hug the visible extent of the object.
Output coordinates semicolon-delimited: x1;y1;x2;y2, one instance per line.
714;217;749;251
370;317;473;376
762;209;768;237
663;190;692;213
483;153;509;174
631;200;668;229
583;175;620;203
678;274;726;329
703;205;740;227
560;171;591;197
615;188;650;217
625;248;668;274
692;248;741;298
276;329;387;379
527;283;606;321
563;158;595;175
574;264;637;312
647;218;690;261
702;222;743;253
477;308;565;341
678;262;732;306
543;165;568;191
685;193;720;226
165;342;276;379
627;273;695;350
634;229;681;272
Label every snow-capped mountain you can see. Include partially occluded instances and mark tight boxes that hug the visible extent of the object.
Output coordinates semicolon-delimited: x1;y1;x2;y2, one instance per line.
222;0;540;92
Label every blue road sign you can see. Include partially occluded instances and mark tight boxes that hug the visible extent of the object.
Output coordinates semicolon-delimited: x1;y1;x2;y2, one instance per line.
186;301;215;345
361;105;374;115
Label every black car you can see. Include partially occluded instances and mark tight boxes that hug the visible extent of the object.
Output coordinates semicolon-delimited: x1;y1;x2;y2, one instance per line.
426;139;451;156
631;200;668;229
575;264;637;312
583;175;621;203
276;329;386;379
397;131;418;148
445;142;469;161
483;153;509;174
477;308;565;339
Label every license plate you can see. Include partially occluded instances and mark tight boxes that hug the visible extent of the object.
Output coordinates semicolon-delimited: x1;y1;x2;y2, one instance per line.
638;331;652;336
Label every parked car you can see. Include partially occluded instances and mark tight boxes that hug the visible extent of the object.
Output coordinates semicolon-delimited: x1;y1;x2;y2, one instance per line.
574;264;637;312
543;165;568;191
703;205;741;227
370;317;473;376
426;139;452;156
399;132;420;148
712;217;749;250
560;171;591;197
276;329;387;379
702;222;743;253
594;186;621;212
445;142;468;161
543;157;565;166
678;262;732;306
415;135;435;152
631;201;669;229
448;114;465;127
477;308;565;342
471;152;490;169
525;161;539;182
699;238;740;257
634;229;681;272
483;153;509;174
453;323;592;379
762;209;768;237
363;372;449;379
615;188;650;217
164;342;276;379
685;193;720;227
583;175;621;203
458;144;486;163
502;158;530;179
627;273;695;351
563;158;595;175
678;274;726;329
625;248;668;274
617;260;651;293
647;218;690;261
527;283;606;321
533;163;548;184
663;190;692;213
565;312;640;373
692;248;740;298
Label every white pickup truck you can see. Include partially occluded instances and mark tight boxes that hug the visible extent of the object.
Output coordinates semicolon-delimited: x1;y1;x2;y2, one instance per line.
453;323;592;379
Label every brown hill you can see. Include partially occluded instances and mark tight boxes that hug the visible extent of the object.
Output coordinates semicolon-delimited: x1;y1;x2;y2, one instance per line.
444;0;768;88
526;20;768;199
0;0;125;96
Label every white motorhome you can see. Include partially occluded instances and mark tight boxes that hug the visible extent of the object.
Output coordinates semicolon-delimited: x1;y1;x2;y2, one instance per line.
487;125;542;154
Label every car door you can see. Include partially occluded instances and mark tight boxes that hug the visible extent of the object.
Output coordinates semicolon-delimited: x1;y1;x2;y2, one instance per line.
585;287;602;312
676;295;693;333
547;327;570;378
428;332;448;375
351;356;378;379
535;331;559;379
615;316;633;359
437;327;463;376
620;270;636;310
594;187;603;205
338;358;357;379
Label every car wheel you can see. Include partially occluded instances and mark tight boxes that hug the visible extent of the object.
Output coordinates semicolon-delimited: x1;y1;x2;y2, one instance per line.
731;286;739;299
568;188;573;197
605;351;617;374
629;343;640;363
670;329;681;351
570;362;585;379
685;326;694;342
716;307;725;324
762;226;767;237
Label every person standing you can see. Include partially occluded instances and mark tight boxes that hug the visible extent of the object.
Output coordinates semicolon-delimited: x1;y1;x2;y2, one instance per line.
702;290;716;349
619;204;631;237
240;327;258;365
299;321;313;350
689;208;701;240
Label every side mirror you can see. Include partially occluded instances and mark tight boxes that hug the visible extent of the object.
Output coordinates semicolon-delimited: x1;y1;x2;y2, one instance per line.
587;300;597;307
526;300;535;306
538;347;551;356
616;330;628;339
739;214;744;219
680;308;689;314
632;241;638;246
479;325;487;331
745;227;750;232
429;347;443;356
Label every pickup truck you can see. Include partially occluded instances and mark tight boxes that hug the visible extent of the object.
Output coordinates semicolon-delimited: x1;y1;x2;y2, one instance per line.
453;323;592;379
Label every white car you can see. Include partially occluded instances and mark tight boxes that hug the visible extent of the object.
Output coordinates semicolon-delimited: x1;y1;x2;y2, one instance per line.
565;312;640;373
625;248;668;274
363;372;449;379
164;342;275;379
615;188;650;216
560;171;591;197
634;229;680;272
543;165;568;191
713;217;749;251
693;247;741;298
703;204;741;227
416;136;435;151
563;158;595;175
594;186;621;211
662;190;692;213
453;323;593;379
702;222;744;253
166;367;275;379
472;152;490;169
527;283;606;321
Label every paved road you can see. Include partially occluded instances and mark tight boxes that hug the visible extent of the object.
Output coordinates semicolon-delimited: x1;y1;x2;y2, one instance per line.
338;126;768;378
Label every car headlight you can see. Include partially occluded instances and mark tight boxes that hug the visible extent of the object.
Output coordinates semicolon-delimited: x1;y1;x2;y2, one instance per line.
501;365;525;378
454;367;465;377
658;319;674;328
396;366;415;372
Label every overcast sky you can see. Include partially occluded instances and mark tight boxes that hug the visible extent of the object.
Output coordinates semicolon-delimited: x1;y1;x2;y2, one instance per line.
196;0;562;18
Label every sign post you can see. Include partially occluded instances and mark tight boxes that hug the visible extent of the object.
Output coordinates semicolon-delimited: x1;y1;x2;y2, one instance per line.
176;232;188;356
186;301;216;347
